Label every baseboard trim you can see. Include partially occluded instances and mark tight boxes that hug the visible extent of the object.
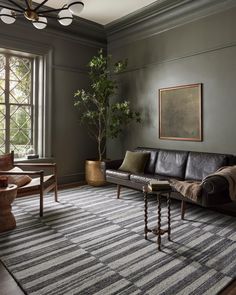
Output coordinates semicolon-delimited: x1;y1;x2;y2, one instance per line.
57;173;85;186
58;181;87;190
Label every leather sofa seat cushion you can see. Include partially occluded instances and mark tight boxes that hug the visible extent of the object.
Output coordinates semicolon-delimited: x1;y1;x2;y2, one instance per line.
106;169;130;180
134;147;159;174
130;173;176;184
155;150;188;179
130;174;156;184
185;152;228;181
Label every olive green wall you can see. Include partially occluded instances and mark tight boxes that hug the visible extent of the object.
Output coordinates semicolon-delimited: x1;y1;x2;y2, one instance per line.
107;5;236;159
0;18;106;184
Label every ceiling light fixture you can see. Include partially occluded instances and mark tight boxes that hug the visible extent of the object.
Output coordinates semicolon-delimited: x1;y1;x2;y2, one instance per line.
0;0;84;29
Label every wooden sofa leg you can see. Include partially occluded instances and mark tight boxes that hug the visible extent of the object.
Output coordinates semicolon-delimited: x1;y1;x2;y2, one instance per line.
117;185;121;199
54;185;58;203
54;165;58;202
40;173;44;217
40;193;43;217
181;200;186;220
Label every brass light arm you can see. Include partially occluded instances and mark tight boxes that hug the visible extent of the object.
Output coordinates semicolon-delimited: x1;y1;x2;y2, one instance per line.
24;0;31;10
8;0;25;11
0;4;22;13
38;6;68;14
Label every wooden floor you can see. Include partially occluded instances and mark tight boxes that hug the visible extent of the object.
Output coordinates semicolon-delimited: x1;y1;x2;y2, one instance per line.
221;281;236;295
0;262;24;295
0;260;235;294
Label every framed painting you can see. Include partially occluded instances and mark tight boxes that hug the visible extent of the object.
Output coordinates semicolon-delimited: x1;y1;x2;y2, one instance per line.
159;83;202;141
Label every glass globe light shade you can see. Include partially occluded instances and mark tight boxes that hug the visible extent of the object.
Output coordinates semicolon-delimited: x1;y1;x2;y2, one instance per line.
67;1;84;15
33;16;47;29
0;8;16;24
58;9;73;26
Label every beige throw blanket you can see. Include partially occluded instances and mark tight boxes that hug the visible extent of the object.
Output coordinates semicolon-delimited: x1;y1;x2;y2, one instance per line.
171;165;236;202
170;180;202;202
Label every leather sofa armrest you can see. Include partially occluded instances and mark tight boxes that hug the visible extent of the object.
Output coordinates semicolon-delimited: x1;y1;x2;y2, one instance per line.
202;175;229;194
101;159;123;178
105;159;123;170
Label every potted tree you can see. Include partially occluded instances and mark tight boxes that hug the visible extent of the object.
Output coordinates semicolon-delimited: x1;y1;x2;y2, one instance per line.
74;49;141;186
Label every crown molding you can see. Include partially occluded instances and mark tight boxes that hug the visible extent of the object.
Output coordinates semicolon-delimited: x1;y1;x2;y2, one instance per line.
106;0;236;48
0;30;53;55
106;0;190;33
48;16;106;48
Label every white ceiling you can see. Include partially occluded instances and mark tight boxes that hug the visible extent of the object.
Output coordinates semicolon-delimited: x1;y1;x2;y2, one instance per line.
33;0;159;25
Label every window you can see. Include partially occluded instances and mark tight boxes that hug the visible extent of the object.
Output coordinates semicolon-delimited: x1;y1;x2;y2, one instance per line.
0;53;36;158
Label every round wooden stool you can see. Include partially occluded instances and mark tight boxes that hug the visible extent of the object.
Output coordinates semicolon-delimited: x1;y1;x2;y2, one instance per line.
0;184;18;232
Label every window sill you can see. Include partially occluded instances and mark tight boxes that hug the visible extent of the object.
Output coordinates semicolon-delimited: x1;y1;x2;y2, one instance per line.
15;157;54;163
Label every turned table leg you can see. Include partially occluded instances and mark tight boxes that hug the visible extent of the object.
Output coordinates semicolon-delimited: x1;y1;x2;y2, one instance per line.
181;200;186;220
144;190;148;240
167;192;171;241
117;185;121;199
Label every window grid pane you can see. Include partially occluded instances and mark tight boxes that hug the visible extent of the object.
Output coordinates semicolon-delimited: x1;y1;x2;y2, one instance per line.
0;54;5;105
0;53;34;158
0;104;6;154
10;105;32;155
9;56;32;104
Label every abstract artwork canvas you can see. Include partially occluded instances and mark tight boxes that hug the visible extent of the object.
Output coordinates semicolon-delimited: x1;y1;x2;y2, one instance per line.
159;83;202;141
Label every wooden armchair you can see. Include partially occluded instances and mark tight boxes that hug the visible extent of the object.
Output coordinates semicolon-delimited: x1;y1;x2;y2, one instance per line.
0;151;58;217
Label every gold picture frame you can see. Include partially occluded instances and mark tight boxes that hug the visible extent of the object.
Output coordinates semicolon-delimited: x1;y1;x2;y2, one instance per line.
159;83;202;141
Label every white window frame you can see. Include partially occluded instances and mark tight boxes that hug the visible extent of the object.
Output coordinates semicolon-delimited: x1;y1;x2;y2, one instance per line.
0;40;52;158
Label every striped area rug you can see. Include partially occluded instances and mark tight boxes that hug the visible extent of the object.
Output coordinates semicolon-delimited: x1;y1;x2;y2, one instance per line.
0;185;236;295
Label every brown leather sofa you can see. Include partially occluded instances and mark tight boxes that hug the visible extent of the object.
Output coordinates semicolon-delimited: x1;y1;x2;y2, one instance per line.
105;147;235;218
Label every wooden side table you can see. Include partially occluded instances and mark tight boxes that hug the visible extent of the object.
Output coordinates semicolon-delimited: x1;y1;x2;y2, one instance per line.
0;184;18;232
143;186;172;250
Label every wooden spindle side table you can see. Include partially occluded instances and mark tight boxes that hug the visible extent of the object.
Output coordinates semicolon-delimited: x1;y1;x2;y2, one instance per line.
143;185;172;250
0;184;18;232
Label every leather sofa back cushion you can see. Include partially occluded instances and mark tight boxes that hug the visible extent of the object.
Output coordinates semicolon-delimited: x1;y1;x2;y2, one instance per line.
155;150;188;179
185;152;228;181
135;147;158;174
